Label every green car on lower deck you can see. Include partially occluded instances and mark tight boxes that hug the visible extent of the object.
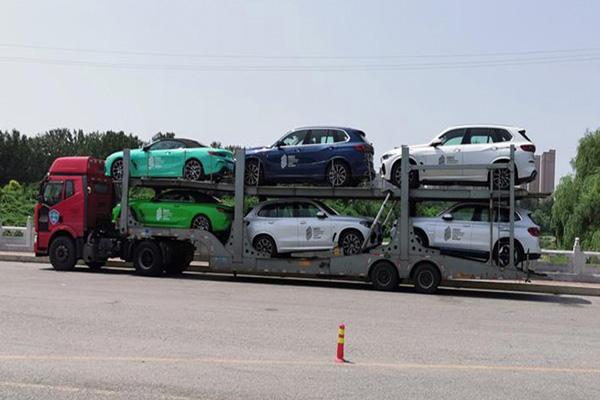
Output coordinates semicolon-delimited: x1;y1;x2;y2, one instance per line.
112;189;233;237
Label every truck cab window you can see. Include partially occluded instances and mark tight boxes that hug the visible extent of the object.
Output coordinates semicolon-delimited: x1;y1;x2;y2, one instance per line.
43;182;64;206
65;180;74;198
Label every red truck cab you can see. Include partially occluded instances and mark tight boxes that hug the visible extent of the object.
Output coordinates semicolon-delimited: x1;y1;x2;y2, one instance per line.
35;157;114;269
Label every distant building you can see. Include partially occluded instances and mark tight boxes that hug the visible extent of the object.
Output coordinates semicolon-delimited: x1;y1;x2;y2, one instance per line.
527;150;555;193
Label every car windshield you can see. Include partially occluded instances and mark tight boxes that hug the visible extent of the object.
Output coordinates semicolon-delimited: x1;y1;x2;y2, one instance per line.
313;200;339;216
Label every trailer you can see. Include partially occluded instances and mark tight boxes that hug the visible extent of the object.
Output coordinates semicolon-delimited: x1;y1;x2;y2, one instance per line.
35;146;547;293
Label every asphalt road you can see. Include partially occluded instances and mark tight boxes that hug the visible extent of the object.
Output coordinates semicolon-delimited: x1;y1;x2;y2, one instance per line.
1;261;599;400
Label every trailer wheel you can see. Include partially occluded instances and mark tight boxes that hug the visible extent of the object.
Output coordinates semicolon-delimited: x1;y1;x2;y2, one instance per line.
164;242;194;275
49;236;77;271
133;240;164;277
412;262;441;294
370;261;399;291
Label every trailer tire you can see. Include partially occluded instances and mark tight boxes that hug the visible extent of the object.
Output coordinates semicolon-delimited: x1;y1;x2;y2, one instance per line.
412;262;441;294
370;261;399;291
49;236;77;271
164;242;194;275
133;240;164;277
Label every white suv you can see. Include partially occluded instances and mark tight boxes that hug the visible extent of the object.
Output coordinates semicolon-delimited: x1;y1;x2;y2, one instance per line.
380;125;537;189
245;198;382;256
407;202;541;266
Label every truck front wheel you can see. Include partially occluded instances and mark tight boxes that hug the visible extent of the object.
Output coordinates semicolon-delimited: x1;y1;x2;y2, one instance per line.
49;236;77;271
133;241;164;277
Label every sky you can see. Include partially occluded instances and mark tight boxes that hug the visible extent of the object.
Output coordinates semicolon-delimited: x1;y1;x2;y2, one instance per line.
0;0;599;181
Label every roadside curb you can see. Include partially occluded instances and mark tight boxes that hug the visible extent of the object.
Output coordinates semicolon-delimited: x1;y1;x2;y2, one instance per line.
2;253;599;297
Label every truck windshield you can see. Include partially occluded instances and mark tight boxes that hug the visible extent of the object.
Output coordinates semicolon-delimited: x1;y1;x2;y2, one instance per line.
43;181;64;206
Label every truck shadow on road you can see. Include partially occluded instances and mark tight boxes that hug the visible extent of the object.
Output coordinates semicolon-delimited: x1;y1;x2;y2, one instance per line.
41;266;593;305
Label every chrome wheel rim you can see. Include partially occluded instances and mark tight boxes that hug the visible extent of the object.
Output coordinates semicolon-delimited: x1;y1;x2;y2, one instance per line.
342;232;362;255
393;165;402;185
328;163;347;186
255;237;273;254
183;160;203;181
417;270;434;289
192;216;210;231
496;244;516;267
55;244;69;262
493;168;510;190
245;162;260;185
111;159;123;180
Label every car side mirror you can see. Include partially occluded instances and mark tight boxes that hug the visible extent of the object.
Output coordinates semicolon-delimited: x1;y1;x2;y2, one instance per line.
275;141;284;148
316;211;327;219
431;138;442;147
142;144;151;151
442;213;453;221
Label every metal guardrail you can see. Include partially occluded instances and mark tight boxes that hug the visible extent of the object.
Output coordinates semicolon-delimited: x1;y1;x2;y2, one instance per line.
0;217;34;252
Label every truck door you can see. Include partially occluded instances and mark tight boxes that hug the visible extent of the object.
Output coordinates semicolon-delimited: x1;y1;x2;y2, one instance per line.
37;178;83;235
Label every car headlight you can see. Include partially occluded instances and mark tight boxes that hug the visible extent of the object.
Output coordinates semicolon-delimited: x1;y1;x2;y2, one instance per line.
359;220;372;228
381;154;391;161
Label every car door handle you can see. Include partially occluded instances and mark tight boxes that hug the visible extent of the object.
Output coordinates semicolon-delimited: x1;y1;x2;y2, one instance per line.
300;221;307;225
268;221;275;225
454;149;461;152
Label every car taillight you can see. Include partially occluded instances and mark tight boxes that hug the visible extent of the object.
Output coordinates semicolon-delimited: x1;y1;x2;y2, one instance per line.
354;144;373;153
520;144;536;153
528;227;540;237
217;206;232;213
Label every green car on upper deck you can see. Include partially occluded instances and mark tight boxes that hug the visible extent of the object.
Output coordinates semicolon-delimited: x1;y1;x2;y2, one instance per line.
112;189;233;237
105;138;234;181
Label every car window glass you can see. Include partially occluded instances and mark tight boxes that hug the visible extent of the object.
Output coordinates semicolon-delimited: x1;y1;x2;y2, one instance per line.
468;128;493;144
296;203;321;218
494;209;522;222
493;129;512;143
258;204;277;217
43;181;64;206
440;129;465;146
65;180;74;198
331;130;348;143
304;129;331;144
280;131;307;146
150;140;184;150
451;206;475;221
473;206;490;222
277;203;295;218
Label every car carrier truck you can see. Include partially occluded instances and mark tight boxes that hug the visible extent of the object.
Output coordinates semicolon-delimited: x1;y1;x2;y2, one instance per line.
35;147;545;293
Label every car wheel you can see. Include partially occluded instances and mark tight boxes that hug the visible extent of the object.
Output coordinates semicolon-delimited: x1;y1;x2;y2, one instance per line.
327;160;350;187
413;228;429;248
493;239;524;268
391;161;419;188
412;262;441;294
253;235;277;257
133;240;164;277
339;229;364;255
49;236;77;271
370;261;399;291
244;159;263;186
191;215;212;231
183;159;204;181
111;158;123;181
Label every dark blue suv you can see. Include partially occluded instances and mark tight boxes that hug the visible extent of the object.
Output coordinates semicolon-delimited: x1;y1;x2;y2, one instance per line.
244;127;374;187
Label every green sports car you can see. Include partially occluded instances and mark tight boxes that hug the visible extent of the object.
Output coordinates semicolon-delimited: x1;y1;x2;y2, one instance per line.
112;189;233;236
105;138;235;181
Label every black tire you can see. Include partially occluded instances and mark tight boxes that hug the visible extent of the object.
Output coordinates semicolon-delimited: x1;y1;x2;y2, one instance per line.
110;158;123;181
412;262;441;294
133;240;164;277
253;234;277;257
413;228;429;248
86;261;106;271
326;160;351;187
183;159;204;181
493;239;524;268
49;236;77;271
391;161;419;189
370;261;399;291
244;159;263;186
191;214;212;232
339;229;364;256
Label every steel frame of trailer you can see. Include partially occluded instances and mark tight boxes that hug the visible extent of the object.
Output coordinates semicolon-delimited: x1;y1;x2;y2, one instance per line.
117;145;541;289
